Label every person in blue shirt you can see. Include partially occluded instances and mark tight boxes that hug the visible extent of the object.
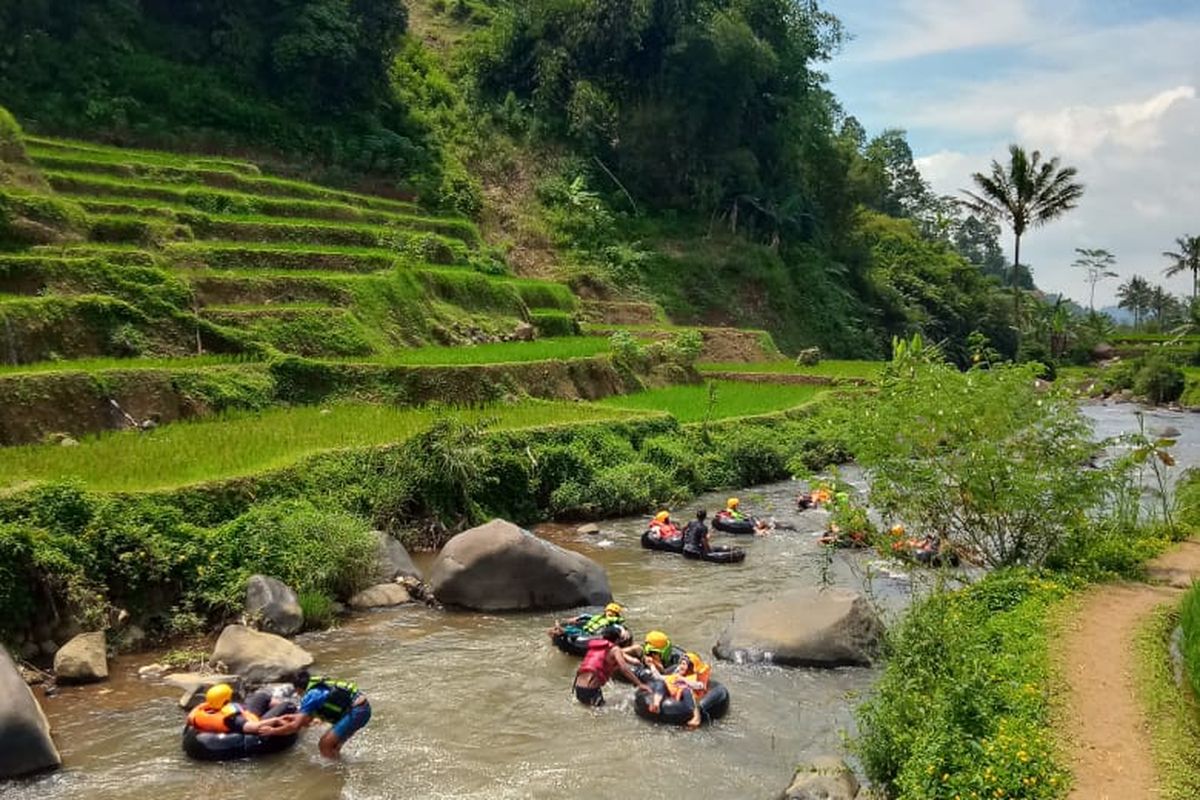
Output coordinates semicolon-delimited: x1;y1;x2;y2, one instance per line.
269;670;372;759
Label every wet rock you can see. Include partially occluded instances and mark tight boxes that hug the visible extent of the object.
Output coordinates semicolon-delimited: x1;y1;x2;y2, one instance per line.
348;583;411;609
168;674;242;710
714;588;884;667
53;632;108;683
429;519;612;612
1153;425;1182;439
371;530;422;582
577;523;601;535
779;756;860;800
138;663;169;679
0;647;61;778
211;625;313;684
245;574;303;637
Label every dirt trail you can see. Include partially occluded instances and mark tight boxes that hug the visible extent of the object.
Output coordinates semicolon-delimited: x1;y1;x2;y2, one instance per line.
1059;541;1200;799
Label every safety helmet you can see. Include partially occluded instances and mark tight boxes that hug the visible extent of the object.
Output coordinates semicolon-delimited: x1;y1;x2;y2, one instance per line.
205;683;233;709
604;602;623;616
654;510;670;522
727;497;740;509
644;630;671;657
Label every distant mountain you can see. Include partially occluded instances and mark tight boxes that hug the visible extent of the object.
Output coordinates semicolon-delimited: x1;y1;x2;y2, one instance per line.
1098;305;1134;325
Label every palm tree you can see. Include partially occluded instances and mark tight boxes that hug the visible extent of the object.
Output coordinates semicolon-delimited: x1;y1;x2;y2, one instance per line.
1148;284;1181;329
1117;276;1152;331
1163;235;1200;300
962;145;1085;324
1071;247;1117;313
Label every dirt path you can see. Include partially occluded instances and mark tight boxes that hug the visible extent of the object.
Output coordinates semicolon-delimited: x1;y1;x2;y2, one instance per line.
1059;541;1200;799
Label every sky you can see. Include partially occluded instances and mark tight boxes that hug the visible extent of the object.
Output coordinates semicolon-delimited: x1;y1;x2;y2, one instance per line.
821;0;1200;308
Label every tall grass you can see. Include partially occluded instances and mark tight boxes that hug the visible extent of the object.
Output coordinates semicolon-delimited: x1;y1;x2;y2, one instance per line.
1180;582;1200;700
0;401;650;492
596;380;822;422
0;354;262;377
338;337;612;366
699;360;885;379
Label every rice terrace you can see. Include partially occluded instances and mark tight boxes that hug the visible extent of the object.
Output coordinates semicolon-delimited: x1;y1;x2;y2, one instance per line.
2;2;1200;799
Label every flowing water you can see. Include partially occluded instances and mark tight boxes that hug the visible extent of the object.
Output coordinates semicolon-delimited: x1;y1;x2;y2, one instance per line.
6;403;1198;800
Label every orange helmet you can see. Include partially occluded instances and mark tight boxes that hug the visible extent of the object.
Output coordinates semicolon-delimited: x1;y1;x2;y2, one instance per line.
654;511;670;523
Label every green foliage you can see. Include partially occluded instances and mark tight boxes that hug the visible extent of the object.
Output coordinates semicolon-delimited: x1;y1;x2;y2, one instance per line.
530;310;578;338
1133;354;1186;404
853;346;1117;567
597;380;823;423
1180;583;1200;702
298;591;337;631
857;570;1072;800
1139;604;1200;800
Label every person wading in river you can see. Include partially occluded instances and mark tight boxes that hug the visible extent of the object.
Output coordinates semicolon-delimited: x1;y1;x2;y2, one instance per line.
269;671;372;759
573;627;651;706
681;509;711;559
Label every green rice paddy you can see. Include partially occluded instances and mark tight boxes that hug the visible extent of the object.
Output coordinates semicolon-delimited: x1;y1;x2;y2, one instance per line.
698;359;884;379
0;401;651;492
596;380;823;422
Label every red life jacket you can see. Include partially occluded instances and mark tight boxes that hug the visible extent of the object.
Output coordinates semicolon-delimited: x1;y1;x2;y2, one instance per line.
577;638;615;683
651;522;681;541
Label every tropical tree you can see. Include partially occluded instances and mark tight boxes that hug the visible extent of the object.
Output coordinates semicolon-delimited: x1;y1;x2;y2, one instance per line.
1072;247;1117;313
961;145;1085;323
1117;276;1153;330
1148;285;1181;329
1163;235;1200;300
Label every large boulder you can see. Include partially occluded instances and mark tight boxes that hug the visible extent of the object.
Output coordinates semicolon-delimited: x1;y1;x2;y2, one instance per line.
371;531;421;582
53;632;108;684
348;583;411;609
0;648;61;778
245;574;303;637
429;519;612;611
714;588;884;667
211;625;313;684
779;757;861;800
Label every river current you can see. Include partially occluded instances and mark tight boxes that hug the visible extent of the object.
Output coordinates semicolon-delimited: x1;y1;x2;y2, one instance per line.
4;402;1194;800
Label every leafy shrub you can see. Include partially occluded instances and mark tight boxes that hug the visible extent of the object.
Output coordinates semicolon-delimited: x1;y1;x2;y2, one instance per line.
857;570;1072;800
1134;354;1185;404
298;591;337;631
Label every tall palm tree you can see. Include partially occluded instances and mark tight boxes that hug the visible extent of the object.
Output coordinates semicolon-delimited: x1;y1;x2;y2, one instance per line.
1071;247;1117;313
1117;276;1152;331
1163;235;1200;300
962;145;1085;324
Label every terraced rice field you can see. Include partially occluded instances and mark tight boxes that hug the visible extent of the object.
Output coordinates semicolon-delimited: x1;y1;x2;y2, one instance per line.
698;360;884;380
0;401;653;492
596;380;823;422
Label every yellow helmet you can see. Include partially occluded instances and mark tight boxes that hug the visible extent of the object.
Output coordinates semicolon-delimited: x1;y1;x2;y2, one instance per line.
727;497;740;509
604;602;623;616
654;510;670;522
205;683;233;709
645;630;670;651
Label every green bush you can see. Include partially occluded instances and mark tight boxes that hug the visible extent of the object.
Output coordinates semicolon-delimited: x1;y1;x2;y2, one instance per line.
1180;583;1200;701
298;591;337;631
1134;354;1186;404
530;310;579;338
857;570;1072;799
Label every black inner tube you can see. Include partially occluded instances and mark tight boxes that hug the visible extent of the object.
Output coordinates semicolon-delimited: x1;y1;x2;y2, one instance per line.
634;681;730;726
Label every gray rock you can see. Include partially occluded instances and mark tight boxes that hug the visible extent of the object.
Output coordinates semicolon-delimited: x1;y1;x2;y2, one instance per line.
577;523;601;535
348;583;411;609
780;756;860;800
371;531;422;582
245;575;304;637
0;648;61;778
138;663;168;679
19;641;40;661
59;437;79;447
38;640;59;657
53;632;108;684
167;674;242;710
211;625;313;684
714;588;884;667
1153;425;1182;439
429;519;612;611
1091;342;1116;361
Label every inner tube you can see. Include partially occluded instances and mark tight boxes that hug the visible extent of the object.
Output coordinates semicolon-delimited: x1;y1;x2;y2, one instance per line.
641;529;685;554
712;512;756;535
634;681;730;727
620;646;688;684
552;620;631;657
181;725;298;762
683;546;746;564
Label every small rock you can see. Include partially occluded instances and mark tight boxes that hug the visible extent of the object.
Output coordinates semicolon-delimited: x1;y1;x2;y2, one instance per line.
53;632;108;684
138;664;169;679
348;583;412;609
1153;425;1182;439
577;523;601;535
59;437;79;447
210;624;313;684
370;531;422;583
780;756;860;800
245;575;304;637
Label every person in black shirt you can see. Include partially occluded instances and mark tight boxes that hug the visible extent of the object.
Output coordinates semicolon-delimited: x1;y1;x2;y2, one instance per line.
681;509;710;559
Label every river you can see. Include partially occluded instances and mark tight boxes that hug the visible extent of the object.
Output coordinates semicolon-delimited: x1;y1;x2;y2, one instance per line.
4;402;1196;800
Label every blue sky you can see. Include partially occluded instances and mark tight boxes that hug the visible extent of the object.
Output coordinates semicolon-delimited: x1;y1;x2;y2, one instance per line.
821;0;1200;306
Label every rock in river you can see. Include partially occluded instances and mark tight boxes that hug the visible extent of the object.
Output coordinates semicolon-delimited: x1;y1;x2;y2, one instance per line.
714;588;883;667
371;530;422;582
211;624;313;684
429;519;612;611
779;756;860;800
348;583;411;609
53;631;108;684
0;647;61;778
245;574;303;637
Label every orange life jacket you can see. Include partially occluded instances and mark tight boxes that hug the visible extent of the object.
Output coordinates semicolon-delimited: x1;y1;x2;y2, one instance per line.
187;702;258;733
651;522;680;540
665;658;711;701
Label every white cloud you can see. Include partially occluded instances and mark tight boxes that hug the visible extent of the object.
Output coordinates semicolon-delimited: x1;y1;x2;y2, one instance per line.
843;0;1047;61
1015;86;1196;158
